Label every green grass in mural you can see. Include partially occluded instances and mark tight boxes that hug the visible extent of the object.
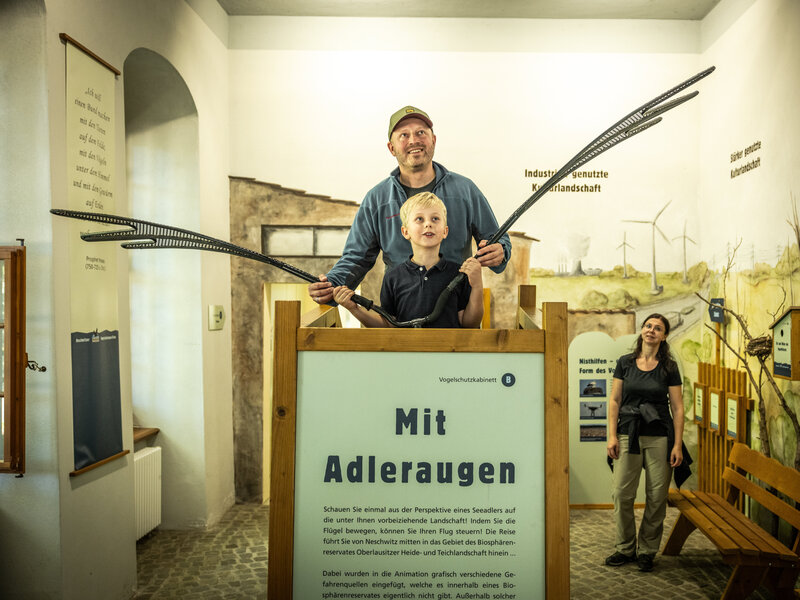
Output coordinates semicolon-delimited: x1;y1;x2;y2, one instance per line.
707;270;797;335
529;263;709;310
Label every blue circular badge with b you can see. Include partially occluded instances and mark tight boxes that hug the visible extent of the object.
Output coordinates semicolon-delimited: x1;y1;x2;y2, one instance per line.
501;373;516;387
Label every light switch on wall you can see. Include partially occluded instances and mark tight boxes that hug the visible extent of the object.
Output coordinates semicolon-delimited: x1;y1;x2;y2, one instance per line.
208;305;225;330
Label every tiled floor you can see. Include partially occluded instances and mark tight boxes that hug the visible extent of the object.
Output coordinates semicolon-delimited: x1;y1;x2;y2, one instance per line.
135;504;776;599
135;504;269;599
569;508;772;600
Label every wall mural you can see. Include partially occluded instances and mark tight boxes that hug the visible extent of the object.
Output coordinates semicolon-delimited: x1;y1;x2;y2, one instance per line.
533;188;800;471
219;2;800;497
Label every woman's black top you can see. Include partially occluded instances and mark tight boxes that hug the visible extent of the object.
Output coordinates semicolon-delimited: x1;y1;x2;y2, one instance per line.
613;352;681;437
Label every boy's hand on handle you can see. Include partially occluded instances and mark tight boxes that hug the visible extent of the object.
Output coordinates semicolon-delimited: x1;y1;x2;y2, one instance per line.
476;240;504;268
308;275;333;304
332;286;357;310
460;257;483;287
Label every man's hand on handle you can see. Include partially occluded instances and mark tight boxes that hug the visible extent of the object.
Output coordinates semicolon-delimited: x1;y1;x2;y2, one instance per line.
476;240;504;268
308;275;334;304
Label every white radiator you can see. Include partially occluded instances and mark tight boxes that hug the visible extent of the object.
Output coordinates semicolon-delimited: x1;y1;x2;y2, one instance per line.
134;446;162;540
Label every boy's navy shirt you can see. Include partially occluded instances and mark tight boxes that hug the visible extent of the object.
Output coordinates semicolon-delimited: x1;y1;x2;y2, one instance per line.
380;256;471;328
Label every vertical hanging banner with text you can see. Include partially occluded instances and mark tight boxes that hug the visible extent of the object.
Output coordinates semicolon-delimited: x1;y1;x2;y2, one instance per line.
294;351;545;600
65;40;122;471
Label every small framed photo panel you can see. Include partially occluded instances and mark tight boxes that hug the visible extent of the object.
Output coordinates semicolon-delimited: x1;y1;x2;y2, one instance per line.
708;387;722;435
579;400;607;420
579;379;607;398
725;393;740;441
579;424;607;442
693;383;707;427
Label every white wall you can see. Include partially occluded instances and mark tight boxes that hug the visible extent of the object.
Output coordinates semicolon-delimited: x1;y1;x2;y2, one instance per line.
228;17;704;273
0;2;62;597
1;0;233;597
227;2;795;277
698;0;800;272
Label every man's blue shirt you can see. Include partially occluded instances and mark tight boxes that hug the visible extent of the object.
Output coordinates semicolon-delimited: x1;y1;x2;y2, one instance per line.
326;162;512;288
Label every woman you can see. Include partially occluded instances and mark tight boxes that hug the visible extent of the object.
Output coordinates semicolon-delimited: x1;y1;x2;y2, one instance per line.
605;313;684;573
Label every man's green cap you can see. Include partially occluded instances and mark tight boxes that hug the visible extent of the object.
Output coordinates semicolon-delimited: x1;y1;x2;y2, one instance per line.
388;106;433;139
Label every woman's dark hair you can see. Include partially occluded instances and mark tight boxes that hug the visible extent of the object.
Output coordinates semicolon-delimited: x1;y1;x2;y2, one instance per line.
634;313;678;373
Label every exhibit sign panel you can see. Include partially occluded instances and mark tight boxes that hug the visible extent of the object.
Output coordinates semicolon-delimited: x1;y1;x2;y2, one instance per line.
294;351;544;599
64;38;123;472
567;332;639;506
66;39;117;328
726;394;739;441
709;389;721;433
693;383;706;426
773;310;792;378
771;308;800;381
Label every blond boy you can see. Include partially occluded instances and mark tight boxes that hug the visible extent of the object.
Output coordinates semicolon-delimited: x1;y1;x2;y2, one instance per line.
333;192;483;328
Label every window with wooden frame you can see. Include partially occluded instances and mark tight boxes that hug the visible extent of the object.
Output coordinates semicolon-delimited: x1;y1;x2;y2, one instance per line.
1;245;26;474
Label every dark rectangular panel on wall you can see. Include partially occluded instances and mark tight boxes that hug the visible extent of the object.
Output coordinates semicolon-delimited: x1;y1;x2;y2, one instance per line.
71;330;123;471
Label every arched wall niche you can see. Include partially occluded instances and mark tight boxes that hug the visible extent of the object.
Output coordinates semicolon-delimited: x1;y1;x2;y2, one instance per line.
123;48;208;528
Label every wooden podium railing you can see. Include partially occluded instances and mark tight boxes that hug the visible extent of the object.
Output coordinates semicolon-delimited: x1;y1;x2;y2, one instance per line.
267;289;569;599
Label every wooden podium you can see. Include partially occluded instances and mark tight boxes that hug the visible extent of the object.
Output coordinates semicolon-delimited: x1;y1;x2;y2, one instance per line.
268;293;568;599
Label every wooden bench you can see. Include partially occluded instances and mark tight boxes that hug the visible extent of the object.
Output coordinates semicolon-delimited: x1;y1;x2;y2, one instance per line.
662;442;800;599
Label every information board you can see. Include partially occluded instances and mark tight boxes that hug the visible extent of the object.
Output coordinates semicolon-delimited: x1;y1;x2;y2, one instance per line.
567;332;640;506
693;383;706;426
709;389;721;434
726;394;739;441
294;351;545;600
64;38;122;472
773;311;793;378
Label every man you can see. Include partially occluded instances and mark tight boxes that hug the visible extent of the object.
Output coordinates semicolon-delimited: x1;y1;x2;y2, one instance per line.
308;105;511;305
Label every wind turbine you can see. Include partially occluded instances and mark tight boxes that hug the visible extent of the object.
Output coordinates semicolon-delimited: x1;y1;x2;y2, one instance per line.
616;232;634;279
624;200;671;294
672;221;696;284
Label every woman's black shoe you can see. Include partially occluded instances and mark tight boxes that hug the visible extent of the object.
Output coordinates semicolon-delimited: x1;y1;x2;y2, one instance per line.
637;553;654;572
604;551;635;566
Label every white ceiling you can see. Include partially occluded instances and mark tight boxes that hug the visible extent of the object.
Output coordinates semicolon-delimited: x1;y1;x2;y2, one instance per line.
216;0;721;20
